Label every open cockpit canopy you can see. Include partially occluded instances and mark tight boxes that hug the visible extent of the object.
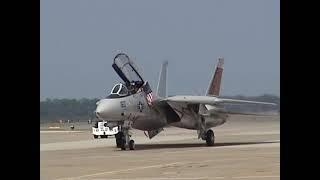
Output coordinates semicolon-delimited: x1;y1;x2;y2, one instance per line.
112;53;145;93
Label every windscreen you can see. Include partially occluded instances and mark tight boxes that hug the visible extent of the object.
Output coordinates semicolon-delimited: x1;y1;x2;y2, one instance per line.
111;84;121;94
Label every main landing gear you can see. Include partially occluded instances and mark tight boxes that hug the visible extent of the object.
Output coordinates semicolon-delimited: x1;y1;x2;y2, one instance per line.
199;129;215;146
205;129;215;146
196;114;215;146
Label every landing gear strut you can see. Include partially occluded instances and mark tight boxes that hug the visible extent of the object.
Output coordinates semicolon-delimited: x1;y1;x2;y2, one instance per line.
116;124;135;150
196;115;215;146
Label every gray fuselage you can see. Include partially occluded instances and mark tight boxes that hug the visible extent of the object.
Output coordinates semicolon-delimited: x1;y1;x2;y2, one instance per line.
95;91;227;131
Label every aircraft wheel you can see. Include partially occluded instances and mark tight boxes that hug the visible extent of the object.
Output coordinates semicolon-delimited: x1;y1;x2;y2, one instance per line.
116;132;123;147
206;129;215;146
116;136;121;147
129;140;135;150
93;135;98;139
118;132;126;150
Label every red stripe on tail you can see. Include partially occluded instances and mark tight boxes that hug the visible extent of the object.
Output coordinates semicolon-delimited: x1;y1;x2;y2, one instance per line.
207;57;224;96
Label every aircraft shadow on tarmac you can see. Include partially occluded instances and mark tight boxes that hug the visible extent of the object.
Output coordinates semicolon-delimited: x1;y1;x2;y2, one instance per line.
130;141;278;151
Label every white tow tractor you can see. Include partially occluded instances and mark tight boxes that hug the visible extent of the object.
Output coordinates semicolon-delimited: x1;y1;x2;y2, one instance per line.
92;121;119;139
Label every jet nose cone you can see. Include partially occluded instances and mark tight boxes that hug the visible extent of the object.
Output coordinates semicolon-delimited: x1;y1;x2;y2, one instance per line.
95;111;101;118
95;103;106;119
95;104;103;114
95;99;123;120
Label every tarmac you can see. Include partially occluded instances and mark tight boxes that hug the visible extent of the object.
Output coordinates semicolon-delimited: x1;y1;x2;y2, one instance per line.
40;115;280;180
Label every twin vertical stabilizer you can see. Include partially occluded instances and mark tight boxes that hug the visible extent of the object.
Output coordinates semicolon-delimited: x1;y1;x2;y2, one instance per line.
206;57;224;96
199;57;224;113
156;61;168;99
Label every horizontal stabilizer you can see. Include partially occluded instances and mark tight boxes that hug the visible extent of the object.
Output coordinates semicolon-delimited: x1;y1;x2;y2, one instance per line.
144;128;164;139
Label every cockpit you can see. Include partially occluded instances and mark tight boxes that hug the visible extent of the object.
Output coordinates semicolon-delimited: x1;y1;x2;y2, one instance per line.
106;53;146;98
107;83;130;98
112;53;145;94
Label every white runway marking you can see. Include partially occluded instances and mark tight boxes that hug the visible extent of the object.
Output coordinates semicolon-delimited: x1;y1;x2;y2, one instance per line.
229;131;280;136
232;175;280;179
152;140;279;155
58;175;280;180
40;131;84;133
106;176;280;180
107;178;209;180
56;161;189;180
41;135;196;151
40;140;114;151
55;158;253;180
214;140;280;149
162;147;280;156
41;138;279;152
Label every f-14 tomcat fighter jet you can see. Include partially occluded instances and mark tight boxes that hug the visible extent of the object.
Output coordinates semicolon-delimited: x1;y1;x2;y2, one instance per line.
95;53;275;150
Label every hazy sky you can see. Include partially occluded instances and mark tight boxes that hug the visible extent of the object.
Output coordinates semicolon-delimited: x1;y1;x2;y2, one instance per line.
40;0;279;100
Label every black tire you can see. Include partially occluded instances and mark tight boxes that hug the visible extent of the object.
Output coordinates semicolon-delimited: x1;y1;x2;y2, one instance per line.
206;129;215;146
117;132;126;150
116;138;121;147
115;134;121;147
129;140;135;150
115;132;123;147
93;135;98;139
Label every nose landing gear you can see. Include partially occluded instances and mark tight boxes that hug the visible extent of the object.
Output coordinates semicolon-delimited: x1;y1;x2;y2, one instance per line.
115;125;135;150
115;132;123;148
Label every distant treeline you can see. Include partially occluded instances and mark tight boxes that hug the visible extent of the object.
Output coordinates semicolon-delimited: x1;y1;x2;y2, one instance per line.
40;98;100;123
40;94;279;123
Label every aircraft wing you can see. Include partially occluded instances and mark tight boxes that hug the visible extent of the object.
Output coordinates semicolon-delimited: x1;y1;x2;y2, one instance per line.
212;98;277;106
162;95;276;106
158;95;277;117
